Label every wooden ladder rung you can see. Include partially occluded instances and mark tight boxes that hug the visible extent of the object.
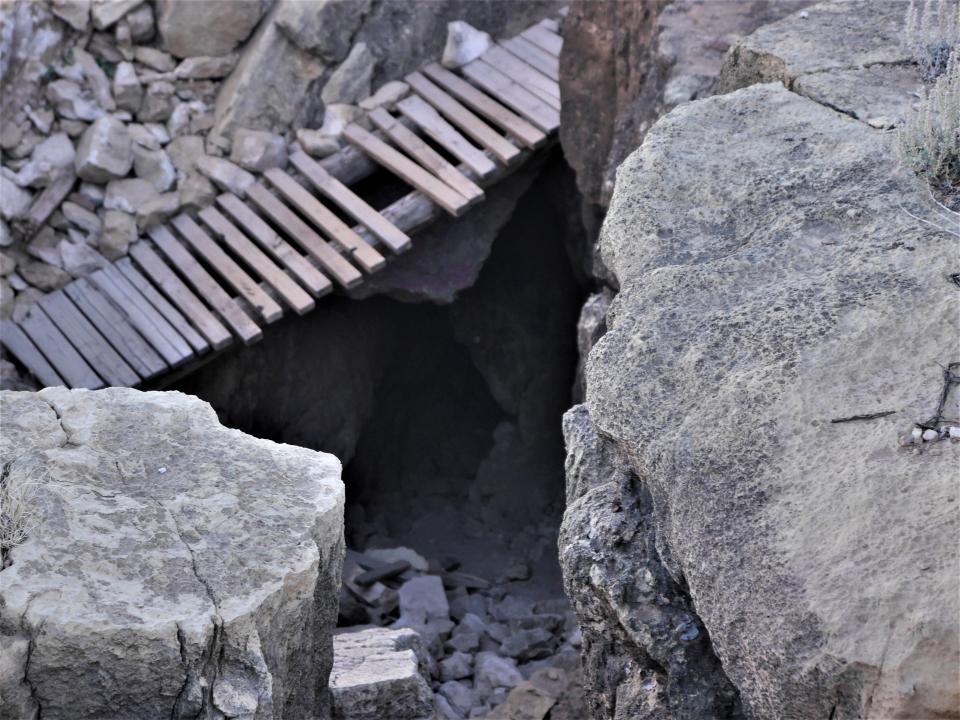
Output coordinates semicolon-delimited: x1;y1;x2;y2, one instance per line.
405;71;520;166
128;241;233;351
367;107;484;205
289;151;412;254
482;45;560;109
0;320;65;388
421;63;546;149
38;290;140;387
501;36;559;81
341;123;471;218
521;25;563;57
461;59;560;133
65;278;168;380
216;193;332;298
171;213;283;324
147;225;263;345
198;206;315;316
19;304;104;389
396;95;498;178
246;184;364;289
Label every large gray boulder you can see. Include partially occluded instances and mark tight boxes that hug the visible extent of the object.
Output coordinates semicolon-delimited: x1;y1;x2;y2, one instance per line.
157;0;269;58
0;388;345;719
564;82;959;720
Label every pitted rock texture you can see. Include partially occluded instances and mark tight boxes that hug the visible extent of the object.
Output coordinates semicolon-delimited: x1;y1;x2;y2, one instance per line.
571;81;960;719
0;388;345;720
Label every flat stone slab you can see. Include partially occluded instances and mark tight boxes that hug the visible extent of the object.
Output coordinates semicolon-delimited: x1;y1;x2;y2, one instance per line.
0;388;345;719
330;627;434;720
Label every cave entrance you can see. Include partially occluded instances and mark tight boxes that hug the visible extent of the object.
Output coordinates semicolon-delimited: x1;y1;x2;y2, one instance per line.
172;147;589;601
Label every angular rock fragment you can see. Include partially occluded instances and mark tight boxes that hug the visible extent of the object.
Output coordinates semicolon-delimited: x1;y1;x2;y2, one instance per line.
91;0;144;29
112;61;144;114
132;144;176;191
230;128;288;173
58;236;108;276
51;0;91;31
441;21;493;69
297;128;340;159
103;177;156;213
195;155;255;197
75;116;132;183
135;191;179;229
100;209;137;259
322;42;376;105
13;134;76;189
0;177;32;221
174;54;239;80
359;80;410;111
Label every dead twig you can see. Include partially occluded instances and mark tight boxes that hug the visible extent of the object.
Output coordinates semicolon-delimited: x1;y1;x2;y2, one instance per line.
830;410;896;423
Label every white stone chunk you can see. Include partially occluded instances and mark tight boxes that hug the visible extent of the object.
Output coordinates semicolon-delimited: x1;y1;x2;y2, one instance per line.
441;21;493;69
195;155;255;198
13;133;76;188
75;116;132;183
321;42;375;105
113;61;143;114
359;80;410;111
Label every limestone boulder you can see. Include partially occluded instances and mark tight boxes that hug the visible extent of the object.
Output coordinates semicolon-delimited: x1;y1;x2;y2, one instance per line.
157;0;269;58
330;627;434;720
12;133;75;189
230;128;288;173
321;42;375;106
569;83;960;719
75;116;133;183
0;388;345;719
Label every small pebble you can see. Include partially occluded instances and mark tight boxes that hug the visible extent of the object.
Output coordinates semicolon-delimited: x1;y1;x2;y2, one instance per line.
158;466;167;474
922;429;939;442
949;426;960;439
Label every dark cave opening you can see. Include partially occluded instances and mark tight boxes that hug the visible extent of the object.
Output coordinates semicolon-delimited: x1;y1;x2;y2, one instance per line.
172;148;590;598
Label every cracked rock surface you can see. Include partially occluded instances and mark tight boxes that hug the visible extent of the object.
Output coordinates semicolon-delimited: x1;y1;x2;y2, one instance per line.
0;387;345;720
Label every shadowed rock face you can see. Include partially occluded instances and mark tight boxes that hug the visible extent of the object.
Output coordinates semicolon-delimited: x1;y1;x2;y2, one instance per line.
565;82;959;719
0;388;345;720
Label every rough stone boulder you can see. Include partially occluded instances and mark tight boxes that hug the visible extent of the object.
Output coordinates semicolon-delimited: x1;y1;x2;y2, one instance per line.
564;83;959;719
0;388;345;719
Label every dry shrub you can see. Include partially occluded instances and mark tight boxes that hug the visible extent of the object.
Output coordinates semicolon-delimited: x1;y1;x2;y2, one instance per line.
0;468;40;566
906;0;960;79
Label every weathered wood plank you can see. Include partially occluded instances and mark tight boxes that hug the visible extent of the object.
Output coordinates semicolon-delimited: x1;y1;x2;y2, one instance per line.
396;95;498;178
19;304;104;389
289;151;412;254
246;184;363;289
501;37;559;81
341;123;470;217
421;63;546;149
216;193;332;297
521;25;563;56
65;278;168;379
482;45;560;108
367;108;484;205
90;265;194;367
198;206;315;315
264;169;387;272
538;17;560;33
405;71;521;166
115;258;210;354
0;320;65;387
461;60;560;133
128;241;233;351
38;290;140;386
171;213;283;324
146;225;262;345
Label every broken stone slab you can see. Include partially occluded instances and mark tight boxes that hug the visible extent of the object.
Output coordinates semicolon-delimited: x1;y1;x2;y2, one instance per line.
473;652;524;697
230;128;288;173
365;546;430;572
13;134;76;189
0;252;17;276
0;388;345;718
0;176;32;221
354;560;410;587
177;171;216;213
46;79;103;122
75;116;133;183
174;54;239;80
58;236;108;276
135;191;180;230
195;155;256;198
438;680;478;717
51;0;91;31
73;47;116;111
319;104;366;139
103;177;157;213
61;200;102;236
499;627;556;661
127;122;160;149
359;80;410;111
165;102;192;138
18;259;71;291
399;575;450;621
91;0;144;29
331;626;434;720
133;144;176;192
25;106;54;135
0;278;13;320
113;61;144;114
137;81;176;123
439;651;473;682
297;128;341;159
125;2;154;41
100;210;137;260
441;21;493;69
321;42;376;106
134;45;175;72
486;682;556;720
